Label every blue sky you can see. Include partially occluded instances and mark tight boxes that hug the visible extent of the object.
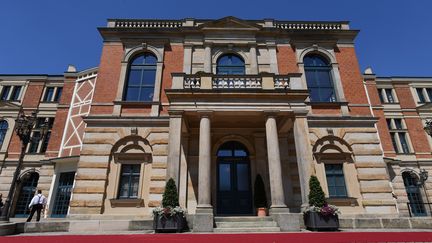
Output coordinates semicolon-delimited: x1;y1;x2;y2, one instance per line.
1;0;431;76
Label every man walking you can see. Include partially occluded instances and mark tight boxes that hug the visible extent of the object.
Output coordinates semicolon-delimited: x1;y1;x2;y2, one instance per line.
26;190;47;222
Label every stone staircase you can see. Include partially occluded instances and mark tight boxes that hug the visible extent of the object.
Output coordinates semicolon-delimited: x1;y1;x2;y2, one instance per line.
213;216;280;233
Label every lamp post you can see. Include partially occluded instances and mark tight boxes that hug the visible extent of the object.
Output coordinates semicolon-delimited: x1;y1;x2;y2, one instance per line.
0;109;49;222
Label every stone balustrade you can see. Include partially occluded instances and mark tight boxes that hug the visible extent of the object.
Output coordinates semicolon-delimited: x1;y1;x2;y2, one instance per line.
171;73;303;91
275;22;344;30
111;20;182;28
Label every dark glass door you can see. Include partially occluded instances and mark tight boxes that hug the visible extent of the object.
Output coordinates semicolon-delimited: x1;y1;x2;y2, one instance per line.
51;172;75;217
14;172;39;217
216;141;252;215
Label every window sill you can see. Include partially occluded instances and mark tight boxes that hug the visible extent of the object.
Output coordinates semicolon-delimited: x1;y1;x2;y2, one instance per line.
395;153;415;155
326;197;358;206
307;101;348;108
114;101;160;106
381;102;400;105
109;198;144;208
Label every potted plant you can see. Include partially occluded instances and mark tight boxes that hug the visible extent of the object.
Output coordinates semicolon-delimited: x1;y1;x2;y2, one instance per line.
303;175;340;231
254;174;268;217
153;178;187;233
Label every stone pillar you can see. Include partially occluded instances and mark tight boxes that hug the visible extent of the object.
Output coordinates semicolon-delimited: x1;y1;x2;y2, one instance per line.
194;111;213;232
183;44;193;74
268;43;279;74
265;112;299;231
293;115;314;206
166;111;183;187
204;43;212;73
249;44;258;74
265;113;287;208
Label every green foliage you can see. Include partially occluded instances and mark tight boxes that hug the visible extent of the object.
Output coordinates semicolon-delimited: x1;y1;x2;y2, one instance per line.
308;175;326;208
162;178;179;208
253;174;268;208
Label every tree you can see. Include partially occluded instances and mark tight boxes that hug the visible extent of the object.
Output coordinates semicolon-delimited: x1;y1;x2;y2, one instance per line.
253;174;268;208
308;175;325;208
162;178;179;208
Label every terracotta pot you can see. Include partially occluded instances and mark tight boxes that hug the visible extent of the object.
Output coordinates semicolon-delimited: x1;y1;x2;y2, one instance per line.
257;207;267;217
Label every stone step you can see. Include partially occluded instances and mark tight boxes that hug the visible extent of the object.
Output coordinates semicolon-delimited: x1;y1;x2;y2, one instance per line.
215;221;278;228
213;227;280;233
214;216;274;222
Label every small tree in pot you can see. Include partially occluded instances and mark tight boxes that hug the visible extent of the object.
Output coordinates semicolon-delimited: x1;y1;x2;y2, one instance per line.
303;175;340;231
254;174;268;217
153;178;187;233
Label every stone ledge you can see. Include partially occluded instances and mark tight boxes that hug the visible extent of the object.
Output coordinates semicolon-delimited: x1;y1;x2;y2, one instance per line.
362;200;397;206
151;175;166;181
149;187;165;194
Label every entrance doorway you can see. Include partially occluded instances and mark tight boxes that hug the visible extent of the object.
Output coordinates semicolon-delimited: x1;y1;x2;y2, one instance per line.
216;141;253;215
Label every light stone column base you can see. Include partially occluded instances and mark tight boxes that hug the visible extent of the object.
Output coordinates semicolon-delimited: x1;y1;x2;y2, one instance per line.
192;206;214;232
269;207;300;232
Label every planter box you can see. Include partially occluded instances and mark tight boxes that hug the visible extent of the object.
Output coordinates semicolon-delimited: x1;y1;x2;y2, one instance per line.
303;211;339;231
153;213;186;233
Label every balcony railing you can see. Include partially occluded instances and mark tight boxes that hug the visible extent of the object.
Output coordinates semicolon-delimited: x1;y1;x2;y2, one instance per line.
172;73;303;91
407;202;432;217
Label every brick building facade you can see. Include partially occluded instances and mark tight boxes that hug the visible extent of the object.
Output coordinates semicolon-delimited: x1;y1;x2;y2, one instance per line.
0;17;431;231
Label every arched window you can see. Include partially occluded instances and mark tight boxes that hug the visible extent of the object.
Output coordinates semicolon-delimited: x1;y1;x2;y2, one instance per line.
403;172;426;216
0;120;8;148
216;54;245;75
124;53;157;101
304;54;336;102
14;172;39;217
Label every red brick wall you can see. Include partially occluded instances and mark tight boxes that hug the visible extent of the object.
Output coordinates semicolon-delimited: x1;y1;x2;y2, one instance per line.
335;47;370;115
160;44;184;104
90;43;124;115
22;83;44;108
277;45;299;74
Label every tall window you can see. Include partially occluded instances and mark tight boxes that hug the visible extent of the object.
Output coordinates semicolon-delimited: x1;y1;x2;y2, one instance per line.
118;164;140;199
27;117;54;154
42;86;63;102
325;164;348;198
416;87;432;103
124;53;157;101
304;54;336;102
387;118;411;154
403;172;426;216
0;120;8;148
378;88;397;103
0;85;23;101
216;54;245;75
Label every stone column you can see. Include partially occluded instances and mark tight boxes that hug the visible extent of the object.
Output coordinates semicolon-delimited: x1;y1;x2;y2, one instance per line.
166;111;183;187
204;43;212;73
249;44;258;74
194;111;213;232
265;113;286;208
183;44;193;74
293;115;314;206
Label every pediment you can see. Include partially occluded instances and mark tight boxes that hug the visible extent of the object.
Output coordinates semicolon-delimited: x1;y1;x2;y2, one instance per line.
199;16;261;31
0;101;21;109
417;102;432;112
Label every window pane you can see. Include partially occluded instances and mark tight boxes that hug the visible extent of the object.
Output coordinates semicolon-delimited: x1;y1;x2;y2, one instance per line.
1;86;11;100
54;87;63;102
44;87;55;102
394;119;403;129
234;149;247;157
325;164;347;198
218;164;231;191
142;70;156;86
236;164;249;191
399;132;410;154
308;88;321;102
10;86;21;101
385;89;394;103
390;133;399;153
118;164;141;199
28;132;41;153
131;55;145;65
378;89;384;103
144;54;157;64
417;88;425;103
0;121;8;147
426;88;432;102
127;69;142;86
316;70;333;87
40;132;51;153
305;70;318;87
125;87;140;101
139;88;154;101
216;54;245;75
217;149;232;157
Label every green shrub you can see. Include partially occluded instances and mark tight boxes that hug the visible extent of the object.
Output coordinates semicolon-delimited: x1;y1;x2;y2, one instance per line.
162;178;179;208
308;175;325;208
253;174;268;208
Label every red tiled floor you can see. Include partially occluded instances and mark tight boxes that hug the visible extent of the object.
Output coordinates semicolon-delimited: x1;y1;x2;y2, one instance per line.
2;232;432;243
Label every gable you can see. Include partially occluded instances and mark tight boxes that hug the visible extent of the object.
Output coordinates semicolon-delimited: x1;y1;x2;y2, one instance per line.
199;16;261;31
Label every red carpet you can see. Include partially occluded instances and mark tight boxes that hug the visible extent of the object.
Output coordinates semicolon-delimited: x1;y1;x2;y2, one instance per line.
2;232;432;243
